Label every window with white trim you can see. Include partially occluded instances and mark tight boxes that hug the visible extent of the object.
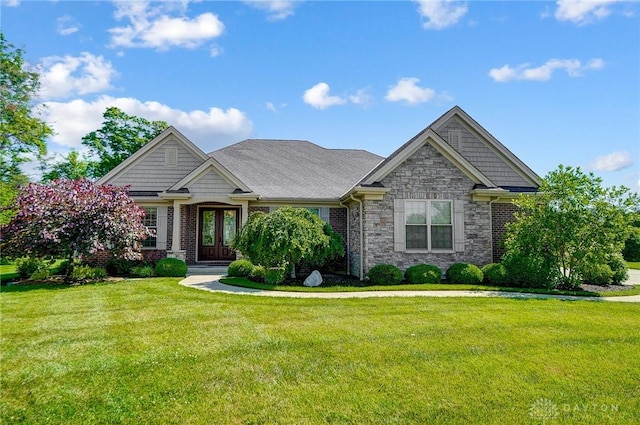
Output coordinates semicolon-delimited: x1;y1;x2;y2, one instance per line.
142;207;157;248
405;200;453;250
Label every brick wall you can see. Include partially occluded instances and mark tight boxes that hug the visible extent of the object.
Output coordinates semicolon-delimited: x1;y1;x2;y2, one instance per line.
491;202;518;263
183;205;197;264
248;206;270;214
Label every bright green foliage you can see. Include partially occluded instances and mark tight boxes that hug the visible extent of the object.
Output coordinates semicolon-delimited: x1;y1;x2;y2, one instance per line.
71;265;107;281
131;265;155;278
404;264;441;284
446;263;483;285
249;264;266;283
228;259;254;277
15;257;47;279
233;207;343;278
481;263;509;285
502;251;558;289
505;165;639;288
367;264;403;285
154;257;187;277
41;150;90;182
264;266;287;285
608;253;628;285
82;107;168;179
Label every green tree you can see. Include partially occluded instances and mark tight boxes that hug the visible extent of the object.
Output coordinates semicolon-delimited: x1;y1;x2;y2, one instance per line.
504;165;638;288
233;207;344;278
0;32;52;219
82;107;168;179
41;150;90;182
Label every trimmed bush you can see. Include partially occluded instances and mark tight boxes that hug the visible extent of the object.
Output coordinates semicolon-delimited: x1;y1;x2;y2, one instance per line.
155;258;188;277
228;259;254;277
405;264;441;284
131;265;156;278
367;264;403;285
481;263;509;286
623;227;640;262
608;254;628;285
71;265;108;281
15;257;48;280
249;265;266;283
446;263;483;285
578;263;614;286
264;266;286;285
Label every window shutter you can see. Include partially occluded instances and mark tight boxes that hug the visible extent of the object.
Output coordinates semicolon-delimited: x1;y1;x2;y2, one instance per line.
393;199;406;252
319;207;330;223
156;206;168;250
453;200;465;252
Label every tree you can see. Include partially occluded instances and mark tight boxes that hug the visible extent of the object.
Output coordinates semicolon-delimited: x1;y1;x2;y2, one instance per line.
41;150;89;182
82;107;168;179
233;207;344;278
504;165;639;288
1;178;152;279
0;33;52;217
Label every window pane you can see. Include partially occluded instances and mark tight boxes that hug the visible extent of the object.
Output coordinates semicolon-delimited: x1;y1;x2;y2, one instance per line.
431;225;453;249
223;210;237;246
143;207;157;226
202;210;216;246
406;225;427;249
406;201;426;224
431;201;452;225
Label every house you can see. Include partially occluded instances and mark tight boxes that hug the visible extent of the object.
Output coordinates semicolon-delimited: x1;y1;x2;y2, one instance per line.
97;106;540;278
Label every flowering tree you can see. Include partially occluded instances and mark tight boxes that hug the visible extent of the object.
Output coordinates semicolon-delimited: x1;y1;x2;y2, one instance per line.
1;178;151;277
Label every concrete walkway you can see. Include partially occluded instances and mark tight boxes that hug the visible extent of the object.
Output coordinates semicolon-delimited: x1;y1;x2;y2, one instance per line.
179;271;640;303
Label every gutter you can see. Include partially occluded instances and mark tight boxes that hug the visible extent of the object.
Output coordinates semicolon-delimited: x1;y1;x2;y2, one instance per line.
350;194;364;281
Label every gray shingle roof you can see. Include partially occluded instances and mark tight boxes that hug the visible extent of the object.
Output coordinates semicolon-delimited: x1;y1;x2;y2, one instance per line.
209;139;383;200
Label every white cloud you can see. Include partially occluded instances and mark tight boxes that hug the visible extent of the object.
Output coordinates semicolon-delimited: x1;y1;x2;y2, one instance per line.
303;82;347;109
56;15;81;35
415;0;468;30
555;0;622;25
243;1;298;21
41;96;253;150
488;58;605;82
209;45;224;57
39;53;117;100
590;151;634;172
1;0;20;7
109;1;224;50
348;88;373;107
385;77;437;104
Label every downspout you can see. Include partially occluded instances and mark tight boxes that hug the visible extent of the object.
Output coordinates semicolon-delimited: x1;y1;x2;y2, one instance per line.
350;194;364;280
339;201;350;276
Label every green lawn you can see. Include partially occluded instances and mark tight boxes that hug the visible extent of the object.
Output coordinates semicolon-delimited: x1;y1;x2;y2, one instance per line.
627;261;640;270
1;279;639;424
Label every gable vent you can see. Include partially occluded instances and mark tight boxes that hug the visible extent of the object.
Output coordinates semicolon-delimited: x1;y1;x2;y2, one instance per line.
448;130;461;151
165;148;178;167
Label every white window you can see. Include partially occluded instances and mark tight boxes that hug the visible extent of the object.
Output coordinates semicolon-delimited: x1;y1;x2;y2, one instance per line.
142;207;157;248
394;199;464;252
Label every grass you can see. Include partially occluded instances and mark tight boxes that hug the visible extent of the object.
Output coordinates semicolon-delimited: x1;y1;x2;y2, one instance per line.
1;278;639;424
220;276;640;297
627;261;640;270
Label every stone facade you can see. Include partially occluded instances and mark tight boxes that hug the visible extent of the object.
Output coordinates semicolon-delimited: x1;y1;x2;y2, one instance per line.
360;143;493;275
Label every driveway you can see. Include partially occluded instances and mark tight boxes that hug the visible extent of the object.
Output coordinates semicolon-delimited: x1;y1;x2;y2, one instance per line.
180;273;640;303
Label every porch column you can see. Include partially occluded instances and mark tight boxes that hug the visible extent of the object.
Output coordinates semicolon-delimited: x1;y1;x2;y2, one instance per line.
168;200;186;261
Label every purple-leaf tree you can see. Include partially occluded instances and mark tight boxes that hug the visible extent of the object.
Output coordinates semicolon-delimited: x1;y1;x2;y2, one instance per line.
1;178;152;277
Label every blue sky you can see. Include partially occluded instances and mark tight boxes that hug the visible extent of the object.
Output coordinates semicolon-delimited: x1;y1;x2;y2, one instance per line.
2;0;639;191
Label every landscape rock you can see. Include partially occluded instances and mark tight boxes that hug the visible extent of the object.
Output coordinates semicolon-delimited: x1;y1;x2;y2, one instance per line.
303;270;323;287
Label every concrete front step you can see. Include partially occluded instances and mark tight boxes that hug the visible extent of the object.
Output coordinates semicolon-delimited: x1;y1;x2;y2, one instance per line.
187;266;228;276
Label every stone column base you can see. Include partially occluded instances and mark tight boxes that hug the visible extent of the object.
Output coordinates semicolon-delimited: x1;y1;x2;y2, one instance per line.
167;250;186;262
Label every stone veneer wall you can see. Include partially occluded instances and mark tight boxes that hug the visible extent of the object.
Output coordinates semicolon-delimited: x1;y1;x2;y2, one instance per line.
362;143;492;274
348;203;362;276
491;202;518;263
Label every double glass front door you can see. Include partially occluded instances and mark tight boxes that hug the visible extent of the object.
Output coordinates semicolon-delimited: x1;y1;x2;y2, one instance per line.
198;208;238;261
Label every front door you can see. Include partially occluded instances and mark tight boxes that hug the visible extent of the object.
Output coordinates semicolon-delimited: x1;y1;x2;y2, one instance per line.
198;208;238;261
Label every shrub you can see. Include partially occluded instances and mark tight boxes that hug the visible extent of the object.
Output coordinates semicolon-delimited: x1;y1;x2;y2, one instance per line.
481;263;509;286
446;263;483;285
578;263;614;286
264;266;286;285
51;260;70;276
0;257;10;265
405;264;441;284
106;257;137;277
71;265;108;281
228;259;254;277
367;264;403;285
155;258;188;277
249;265;266;283
608;254;628;285
622;227;640;262
131;265;155;278
15;257;48;280
502;252;558;289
